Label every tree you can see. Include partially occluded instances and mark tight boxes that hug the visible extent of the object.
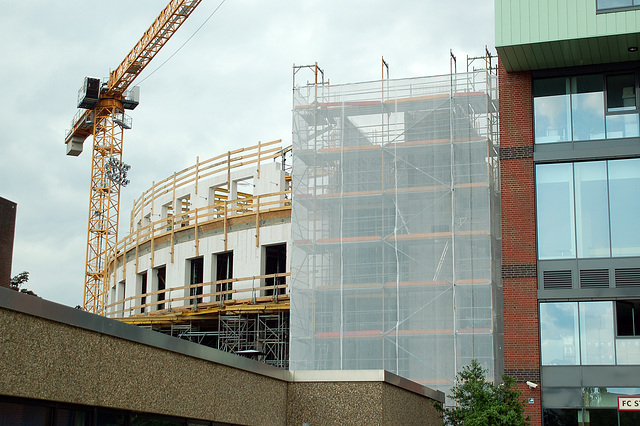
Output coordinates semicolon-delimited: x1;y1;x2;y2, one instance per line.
437;359;530;426
10;271;29;289
9;271;37;296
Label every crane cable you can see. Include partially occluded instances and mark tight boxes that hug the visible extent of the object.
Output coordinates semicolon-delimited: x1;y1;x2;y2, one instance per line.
137;0;228;86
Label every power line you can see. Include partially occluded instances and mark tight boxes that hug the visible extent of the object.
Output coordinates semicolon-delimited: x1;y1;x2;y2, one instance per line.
137;0;228;86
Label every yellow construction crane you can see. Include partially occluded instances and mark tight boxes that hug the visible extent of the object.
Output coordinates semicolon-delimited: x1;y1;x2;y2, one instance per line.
64;0;203;315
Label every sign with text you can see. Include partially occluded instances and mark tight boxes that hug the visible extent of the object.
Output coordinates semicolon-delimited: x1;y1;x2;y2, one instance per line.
618;396;640;411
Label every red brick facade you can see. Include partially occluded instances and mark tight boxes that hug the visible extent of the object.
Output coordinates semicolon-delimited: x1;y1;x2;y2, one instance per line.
0;197;17;288
498;59;541;424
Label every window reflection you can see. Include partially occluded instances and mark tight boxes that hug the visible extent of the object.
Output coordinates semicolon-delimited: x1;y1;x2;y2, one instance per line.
609;159;640;256
583;387;640;407
572;75;605;141
540;302;580;365
605;113;640;139
534;78;571;143
597;0;633;8
541;301;640;366
579;302;614;365
536;164;575;260
544;406;640;426
533;73;640;143
574;162;610;258
616;339;640;364
536;158;640;260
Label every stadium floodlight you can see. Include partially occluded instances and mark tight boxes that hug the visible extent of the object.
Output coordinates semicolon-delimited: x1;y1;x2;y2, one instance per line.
105;157;131;187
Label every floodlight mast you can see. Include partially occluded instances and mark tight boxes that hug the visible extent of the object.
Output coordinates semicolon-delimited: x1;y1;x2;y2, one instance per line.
64;0;203;315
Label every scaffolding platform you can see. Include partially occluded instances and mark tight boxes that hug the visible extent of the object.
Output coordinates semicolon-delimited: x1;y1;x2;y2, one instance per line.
289;57;500;399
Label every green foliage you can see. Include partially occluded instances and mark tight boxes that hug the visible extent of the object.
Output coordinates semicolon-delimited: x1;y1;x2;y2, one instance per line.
9;271;37;296
9;271;29;289
437;359;530;426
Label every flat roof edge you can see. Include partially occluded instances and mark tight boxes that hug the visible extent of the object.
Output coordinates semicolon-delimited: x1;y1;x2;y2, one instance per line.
290;369;445;402
497;33;640;72
1;287;445;403
0;287;290;381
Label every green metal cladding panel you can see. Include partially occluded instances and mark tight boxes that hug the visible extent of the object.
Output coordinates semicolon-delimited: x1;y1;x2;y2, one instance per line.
496;0;640;71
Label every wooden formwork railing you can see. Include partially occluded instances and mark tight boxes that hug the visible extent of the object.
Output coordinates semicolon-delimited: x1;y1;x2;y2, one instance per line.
129;139;285;233
104;190;292;302
104;272;290;319
104;139;292;307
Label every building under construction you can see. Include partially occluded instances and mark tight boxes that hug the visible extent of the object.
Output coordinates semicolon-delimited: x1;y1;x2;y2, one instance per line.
105;140;292;368
106;56;501;396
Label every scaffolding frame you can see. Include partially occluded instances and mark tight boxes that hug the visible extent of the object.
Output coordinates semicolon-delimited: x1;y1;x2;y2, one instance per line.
289;53;500;398
159;311;289;368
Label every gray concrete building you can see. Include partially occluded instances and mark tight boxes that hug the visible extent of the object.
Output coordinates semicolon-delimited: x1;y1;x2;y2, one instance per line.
0;286;443;425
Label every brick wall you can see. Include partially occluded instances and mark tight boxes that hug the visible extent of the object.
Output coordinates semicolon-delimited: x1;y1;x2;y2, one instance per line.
498;59;541;425
0;197;17;288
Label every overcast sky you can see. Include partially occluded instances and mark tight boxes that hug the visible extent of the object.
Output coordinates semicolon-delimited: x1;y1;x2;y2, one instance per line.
0;0;495;307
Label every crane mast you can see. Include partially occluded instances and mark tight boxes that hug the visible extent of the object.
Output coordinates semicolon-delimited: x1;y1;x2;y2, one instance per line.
65;0;203;315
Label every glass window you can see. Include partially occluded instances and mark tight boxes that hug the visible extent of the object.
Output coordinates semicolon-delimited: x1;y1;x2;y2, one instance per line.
585;409;619;424
609;158;640;256
0;401;52;425
572;75;606;141
616;300;640;336
621;411;640;426
131;414;185;425
536;164;576;260
584;387;640;407
598;0;636;10
541;301;640;367
605;113;640;139
543;408;579;426
56;408;92;426
97;410;128;426
579;301;615;365
615;300;640;364
607;74;637;112
534;73;640;142
541;302;580;365
536;158;640;260
616;339;640;364
534;77;571;143
574;162;610;258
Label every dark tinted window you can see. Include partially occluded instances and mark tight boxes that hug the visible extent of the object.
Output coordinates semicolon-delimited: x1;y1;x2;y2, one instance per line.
617;300;640;336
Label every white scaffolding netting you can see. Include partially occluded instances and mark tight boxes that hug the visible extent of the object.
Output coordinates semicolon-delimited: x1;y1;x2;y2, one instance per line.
289;70;500;398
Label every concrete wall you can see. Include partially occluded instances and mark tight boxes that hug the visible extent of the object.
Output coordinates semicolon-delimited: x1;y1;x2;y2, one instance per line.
287;381;441;425
0;299;288;425
0;287;443;425
113;215;291;311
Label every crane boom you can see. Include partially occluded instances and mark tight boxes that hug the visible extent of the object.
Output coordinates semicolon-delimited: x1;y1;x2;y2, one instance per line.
65;0;204;315
106;0;203;97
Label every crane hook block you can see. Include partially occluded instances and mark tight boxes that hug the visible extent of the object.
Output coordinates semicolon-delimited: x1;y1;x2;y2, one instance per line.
77;77;101;109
